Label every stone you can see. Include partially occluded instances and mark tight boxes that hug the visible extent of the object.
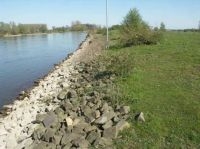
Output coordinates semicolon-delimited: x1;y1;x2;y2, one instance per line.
71;138;89;148
52;135;62;145
61;101;73;112
103;126;117;139
120;106;130;114
36;114;46;123
62;143;72;149
84;125;97;133
32;125;46;140
86;130;101;144
44;128;55;142
54;107;65;122
135;112;145;122
72;126;86;136
66;90;77;99
102;120;113;130
94;137;113;148
33;141;56;149
61;133;80;145
113;116;120;123
95;111;115;124
95;110;101;118
82;105;96;123
100;102;109;113
42;112;57;127
116;120;130;132
73;118;81;126
57;91;67;100
65;117;73;126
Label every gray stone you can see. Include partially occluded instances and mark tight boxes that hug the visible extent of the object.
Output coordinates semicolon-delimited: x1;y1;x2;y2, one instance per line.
102;120;113;130
135;112;145;122
66;90;77;99
113;116;120;123
44;128;55;142
100;102;109;113
62;143;72;149
57;91;67;100
56;145;61;149
120;106;130;114
72;126;86;136
94;137;113;148
35;114;46;123
116;120;130;132
71;138;89;148
52;135;62;145
54;107;65;122
33;141;57;149
42;112;57;128
61;133;80;145
61;101;73;112
32;125;46;140
86;130;101;144
103;126;117;139
84;125;97;133
82;105;96;123
95;111;115;124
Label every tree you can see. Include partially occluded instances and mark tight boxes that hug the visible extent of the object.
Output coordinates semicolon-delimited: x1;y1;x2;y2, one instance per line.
120;8;162;46
160;22;166;31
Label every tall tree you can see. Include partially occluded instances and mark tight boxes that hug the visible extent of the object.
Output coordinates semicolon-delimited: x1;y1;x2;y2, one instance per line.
160;22;166;31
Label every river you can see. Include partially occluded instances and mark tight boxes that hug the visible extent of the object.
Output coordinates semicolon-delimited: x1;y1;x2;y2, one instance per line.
0;32;86;108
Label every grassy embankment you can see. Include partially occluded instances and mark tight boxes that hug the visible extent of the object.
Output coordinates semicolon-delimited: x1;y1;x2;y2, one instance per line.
100;30;200;148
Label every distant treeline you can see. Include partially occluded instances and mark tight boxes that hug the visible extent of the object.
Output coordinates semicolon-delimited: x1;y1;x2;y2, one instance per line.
170;29;200;32
51;21;100;33
0;21;101;36
0;22;48;36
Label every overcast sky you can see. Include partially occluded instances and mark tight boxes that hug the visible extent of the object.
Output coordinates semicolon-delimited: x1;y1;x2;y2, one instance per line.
0;0;200;29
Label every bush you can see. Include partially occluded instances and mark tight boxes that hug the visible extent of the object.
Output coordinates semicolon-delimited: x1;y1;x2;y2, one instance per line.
120;8;162;46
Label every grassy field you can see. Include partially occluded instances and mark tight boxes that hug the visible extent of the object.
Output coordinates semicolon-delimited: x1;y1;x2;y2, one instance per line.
103;31;200;148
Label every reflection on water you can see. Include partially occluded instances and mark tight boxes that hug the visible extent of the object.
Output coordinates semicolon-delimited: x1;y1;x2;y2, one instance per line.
0;32;86;107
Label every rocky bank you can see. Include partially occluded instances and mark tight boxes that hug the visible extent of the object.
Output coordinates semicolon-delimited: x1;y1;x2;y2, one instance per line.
0;34;130;149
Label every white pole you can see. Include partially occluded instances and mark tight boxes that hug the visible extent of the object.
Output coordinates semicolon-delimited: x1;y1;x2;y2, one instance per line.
106;0;109;48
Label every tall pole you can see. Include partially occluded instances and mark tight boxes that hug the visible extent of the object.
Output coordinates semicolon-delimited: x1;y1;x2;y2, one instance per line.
106;0;109;48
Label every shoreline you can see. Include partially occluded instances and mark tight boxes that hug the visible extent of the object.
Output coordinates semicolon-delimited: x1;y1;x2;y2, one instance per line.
0;33;130;149
3;33;48;38
0;33;91;148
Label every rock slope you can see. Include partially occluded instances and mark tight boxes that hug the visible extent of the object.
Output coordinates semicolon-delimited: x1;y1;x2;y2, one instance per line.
0;34;130;149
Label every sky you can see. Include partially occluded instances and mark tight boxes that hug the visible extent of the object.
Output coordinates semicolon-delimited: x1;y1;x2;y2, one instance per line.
0;0;200;29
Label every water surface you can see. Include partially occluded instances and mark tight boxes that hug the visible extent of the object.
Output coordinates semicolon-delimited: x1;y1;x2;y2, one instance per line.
0;32;86;108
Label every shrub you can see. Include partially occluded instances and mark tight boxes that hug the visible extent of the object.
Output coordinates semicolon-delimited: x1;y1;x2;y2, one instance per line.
120;8;162;46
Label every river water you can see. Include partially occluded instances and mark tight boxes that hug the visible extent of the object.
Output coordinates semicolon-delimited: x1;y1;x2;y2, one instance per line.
0;32;86;108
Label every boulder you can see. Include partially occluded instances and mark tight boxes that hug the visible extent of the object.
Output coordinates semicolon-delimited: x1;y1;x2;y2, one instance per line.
119;106;130;114
65;117;73;127
94;137;113;148
86;130;101;144
71;137;89;148
116;120;130;132
103;126;117;139
42;111;57;128
57;91;67;100
61;133;80;145
135;112;145;122
43;128;55;142
102;120;113;130
95;111;115;124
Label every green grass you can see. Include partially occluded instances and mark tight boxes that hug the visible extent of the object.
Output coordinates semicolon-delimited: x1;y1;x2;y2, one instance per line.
104;31;200;148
